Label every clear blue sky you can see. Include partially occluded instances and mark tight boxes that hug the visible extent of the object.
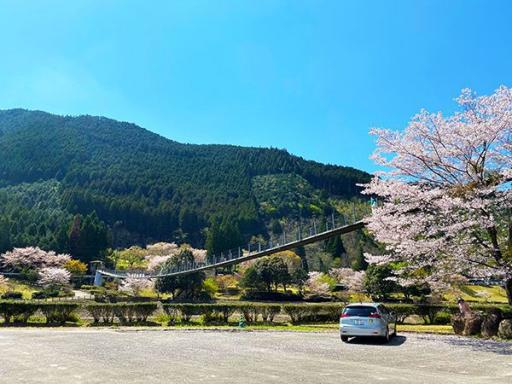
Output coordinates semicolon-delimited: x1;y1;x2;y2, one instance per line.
1;1;511;172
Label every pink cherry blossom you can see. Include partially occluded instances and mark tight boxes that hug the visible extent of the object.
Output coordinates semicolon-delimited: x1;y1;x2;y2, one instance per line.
362;86;512;303
119;275;155;295
329;268;365;292
38;267;71;288
1;247;71;271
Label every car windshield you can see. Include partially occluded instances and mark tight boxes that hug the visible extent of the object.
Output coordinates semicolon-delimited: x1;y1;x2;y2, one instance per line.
342;306;377;317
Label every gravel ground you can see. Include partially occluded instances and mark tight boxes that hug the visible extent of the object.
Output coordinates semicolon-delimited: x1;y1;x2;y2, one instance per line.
0;328;511;384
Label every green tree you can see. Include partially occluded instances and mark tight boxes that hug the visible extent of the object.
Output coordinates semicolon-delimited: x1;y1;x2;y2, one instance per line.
363;264;398;301
352;248;368;271
155;249;207;301
69;212;109;264
241;256;292;293
0;217;11;253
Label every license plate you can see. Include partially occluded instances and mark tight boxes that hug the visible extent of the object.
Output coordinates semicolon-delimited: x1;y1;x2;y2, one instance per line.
353;320;364;325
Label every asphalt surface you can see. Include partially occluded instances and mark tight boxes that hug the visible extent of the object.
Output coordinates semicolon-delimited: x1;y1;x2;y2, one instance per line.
0;329;511;384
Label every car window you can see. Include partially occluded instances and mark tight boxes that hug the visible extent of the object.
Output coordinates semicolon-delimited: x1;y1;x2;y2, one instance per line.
342;306;378;317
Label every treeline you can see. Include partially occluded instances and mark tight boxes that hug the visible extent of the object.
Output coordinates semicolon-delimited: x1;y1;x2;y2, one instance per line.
0;109;370;256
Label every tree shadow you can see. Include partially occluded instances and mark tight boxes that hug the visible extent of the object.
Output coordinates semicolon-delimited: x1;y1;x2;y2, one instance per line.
440;335;512;356
0;322;81;328
346;335;407;346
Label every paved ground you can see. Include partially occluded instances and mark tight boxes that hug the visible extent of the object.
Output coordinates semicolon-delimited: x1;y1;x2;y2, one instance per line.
0;329;511;384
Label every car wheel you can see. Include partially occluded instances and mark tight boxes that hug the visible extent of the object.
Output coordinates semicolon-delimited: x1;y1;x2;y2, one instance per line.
341;335;349;342
383;330;390;343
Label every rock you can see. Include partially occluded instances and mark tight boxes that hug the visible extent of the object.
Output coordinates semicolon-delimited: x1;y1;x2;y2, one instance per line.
451;314;465;335
463;312;483;336
481;309;502;338
497;319;512;339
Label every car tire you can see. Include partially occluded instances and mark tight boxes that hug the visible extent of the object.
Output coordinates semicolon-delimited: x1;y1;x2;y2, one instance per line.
341;335;349;342
383;330;390;343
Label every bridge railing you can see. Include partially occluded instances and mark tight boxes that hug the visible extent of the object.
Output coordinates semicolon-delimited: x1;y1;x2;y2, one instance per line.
99;207;369;279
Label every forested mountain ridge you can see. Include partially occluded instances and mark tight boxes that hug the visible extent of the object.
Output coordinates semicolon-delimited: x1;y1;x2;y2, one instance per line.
0;108;370;260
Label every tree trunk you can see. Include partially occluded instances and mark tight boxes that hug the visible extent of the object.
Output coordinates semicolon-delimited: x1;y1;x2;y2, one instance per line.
505;278;512;305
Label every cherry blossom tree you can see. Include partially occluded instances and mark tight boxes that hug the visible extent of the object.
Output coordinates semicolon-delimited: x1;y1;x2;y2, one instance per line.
304;272;334;297
329;268;365;292
38;267;71;288
362;86;512;303
146;255;171;272
119;275;155;296
1;247;71;271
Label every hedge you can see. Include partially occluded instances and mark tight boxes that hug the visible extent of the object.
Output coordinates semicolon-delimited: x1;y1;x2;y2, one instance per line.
161;303;341;325
385;303;512;324
1;300;510;326
282;303;342;324
38;302;79;324
85;303;158;324
0;301;39;324
0;301;79;324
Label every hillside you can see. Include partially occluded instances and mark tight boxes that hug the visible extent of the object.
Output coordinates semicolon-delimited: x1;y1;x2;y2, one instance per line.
0;109;371;262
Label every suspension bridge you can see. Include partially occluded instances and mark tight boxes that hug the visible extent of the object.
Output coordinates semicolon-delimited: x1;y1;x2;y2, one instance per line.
95;211;367;284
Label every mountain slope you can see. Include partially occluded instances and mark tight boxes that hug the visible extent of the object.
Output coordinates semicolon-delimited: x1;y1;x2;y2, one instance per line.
0;109;370;253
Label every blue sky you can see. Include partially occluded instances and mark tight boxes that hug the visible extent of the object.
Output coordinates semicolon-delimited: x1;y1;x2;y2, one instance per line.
0;1;511;172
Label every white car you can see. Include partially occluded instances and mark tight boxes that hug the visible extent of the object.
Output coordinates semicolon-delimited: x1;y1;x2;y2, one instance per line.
339;303;397;342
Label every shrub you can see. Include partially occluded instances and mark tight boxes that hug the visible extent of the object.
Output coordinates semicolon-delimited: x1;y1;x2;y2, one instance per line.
85;303;115;324
113;303;157;324
212;304;238;323
282;304;342;324
259;304;281;323
433;311;452;325
39;303;79;324
85;303;157;324
162;304;180;324
0;301;39;324
282;304;308;324
1;292;23;300
239;304;259;323
32;290;60;299
161;303;282;324
386;304;419;324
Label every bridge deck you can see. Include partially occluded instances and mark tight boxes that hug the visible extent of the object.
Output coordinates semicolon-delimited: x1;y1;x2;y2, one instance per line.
98;221;365;279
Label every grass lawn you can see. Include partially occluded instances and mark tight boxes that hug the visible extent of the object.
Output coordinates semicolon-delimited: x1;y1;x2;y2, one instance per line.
3;281;38;299
443;285;508;304
148;321;454;334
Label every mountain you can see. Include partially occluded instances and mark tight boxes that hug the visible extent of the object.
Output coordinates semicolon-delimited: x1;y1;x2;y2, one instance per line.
0;109;371;261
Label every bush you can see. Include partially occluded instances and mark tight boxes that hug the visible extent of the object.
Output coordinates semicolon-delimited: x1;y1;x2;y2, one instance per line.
85;303;115;324
1;292;23;300
212;304;238;324
39;303;79;324
85;303;157;324
0;300;39;324
433;311;452;325
161;303;283;324
386;304;419;324
113;303;158;324
259;304;281;323
32;290;60;299
282;304;342;324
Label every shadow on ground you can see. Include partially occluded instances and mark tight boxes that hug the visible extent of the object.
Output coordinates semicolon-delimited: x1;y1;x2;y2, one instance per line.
346;335;407;346
434;335;512;356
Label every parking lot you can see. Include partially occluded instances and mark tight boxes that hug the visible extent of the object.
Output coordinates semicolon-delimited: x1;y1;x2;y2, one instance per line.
0;328;511;383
